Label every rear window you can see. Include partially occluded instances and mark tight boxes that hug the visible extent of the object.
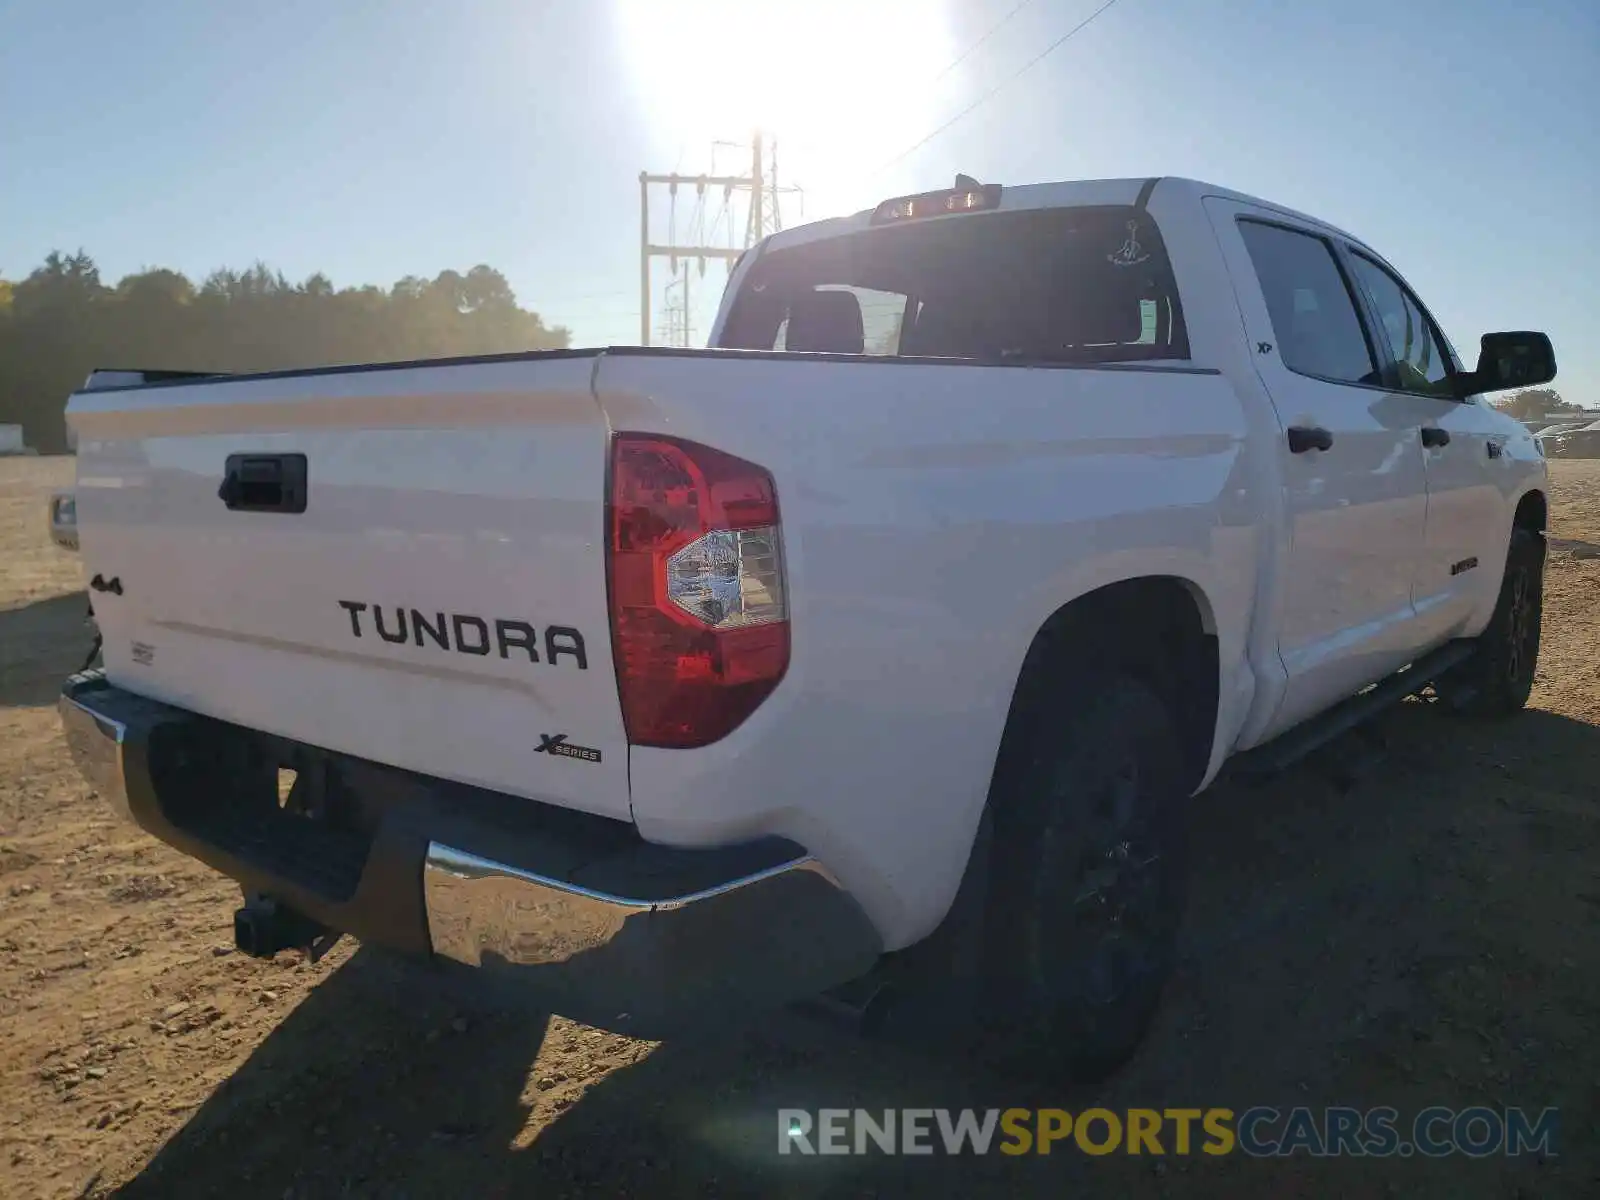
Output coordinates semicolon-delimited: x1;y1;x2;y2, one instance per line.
717;205;1188;365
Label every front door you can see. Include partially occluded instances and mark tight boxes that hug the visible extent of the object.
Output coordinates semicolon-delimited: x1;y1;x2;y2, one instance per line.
1207;200;1431;740
1342;249;1507;640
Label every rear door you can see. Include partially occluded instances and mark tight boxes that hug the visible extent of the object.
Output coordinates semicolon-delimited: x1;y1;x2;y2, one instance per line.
1207;200;1431;739
1342;250;1508;639
69;353;634;821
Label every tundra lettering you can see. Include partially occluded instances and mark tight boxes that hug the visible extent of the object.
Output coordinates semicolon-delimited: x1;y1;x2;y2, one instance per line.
337;601;587;668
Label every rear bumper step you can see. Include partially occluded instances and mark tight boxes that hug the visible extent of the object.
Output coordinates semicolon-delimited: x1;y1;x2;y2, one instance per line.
59;671;882;1035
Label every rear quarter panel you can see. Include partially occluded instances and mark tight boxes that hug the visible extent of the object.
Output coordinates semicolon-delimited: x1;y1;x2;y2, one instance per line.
598;352;1266;947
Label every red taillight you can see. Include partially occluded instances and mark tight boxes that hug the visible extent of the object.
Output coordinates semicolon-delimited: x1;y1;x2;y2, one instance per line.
607;433;789;748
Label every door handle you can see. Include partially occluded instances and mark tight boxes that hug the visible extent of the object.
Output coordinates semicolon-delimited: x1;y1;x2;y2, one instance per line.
1286;426;1334;454
219;453;309;513
1420;427;1451;448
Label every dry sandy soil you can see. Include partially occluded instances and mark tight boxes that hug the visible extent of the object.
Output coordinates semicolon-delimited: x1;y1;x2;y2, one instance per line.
2;455;1597;1199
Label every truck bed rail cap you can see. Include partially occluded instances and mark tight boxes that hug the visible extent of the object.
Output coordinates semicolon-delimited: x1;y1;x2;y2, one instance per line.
81;368;225;392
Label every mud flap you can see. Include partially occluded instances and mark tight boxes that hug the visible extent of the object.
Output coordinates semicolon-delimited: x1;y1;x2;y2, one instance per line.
860;804;994;1046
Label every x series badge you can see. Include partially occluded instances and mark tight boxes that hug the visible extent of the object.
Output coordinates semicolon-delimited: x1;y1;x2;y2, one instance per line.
534;733;603;764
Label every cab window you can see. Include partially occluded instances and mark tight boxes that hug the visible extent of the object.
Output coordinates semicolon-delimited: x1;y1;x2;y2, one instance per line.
1347;253;1456;398
1237;219;1381;387
720;204;1189;364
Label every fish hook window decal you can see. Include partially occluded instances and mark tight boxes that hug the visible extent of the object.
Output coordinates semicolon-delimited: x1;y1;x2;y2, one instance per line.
1108;219;1151;267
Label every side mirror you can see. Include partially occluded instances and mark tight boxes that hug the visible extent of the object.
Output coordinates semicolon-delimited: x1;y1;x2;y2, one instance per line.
1459;331;1556;396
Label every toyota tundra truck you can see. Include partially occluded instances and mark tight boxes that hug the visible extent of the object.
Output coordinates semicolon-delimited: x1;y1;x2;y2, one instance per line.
58;176;1555;1080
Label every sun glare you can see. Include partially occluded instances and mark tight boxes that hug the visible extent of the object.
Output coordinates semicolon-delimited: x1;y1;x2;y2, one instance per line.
615;0;955;200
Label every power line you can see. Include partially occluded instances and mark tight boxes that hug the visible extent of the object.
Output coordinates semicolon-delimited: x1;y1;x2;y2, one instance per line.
873;0;1131;178
931;0;1042;86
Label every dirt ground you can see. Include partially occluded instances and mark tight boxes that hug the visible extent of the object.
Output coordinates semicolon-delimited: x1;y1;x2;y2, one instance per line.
2;454;1597;1199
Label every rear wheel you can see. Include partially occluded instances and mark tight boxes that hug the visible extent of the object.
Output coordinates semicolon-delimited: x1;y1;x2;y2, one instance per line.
1435;528;1544;717
977;671;1189;1083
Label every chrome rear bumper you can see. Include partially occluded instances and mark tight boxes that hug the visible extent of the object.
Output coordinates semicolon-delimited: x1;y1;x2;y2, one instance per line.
421;842;879;1027
60;676;133;819
59;671;882;1033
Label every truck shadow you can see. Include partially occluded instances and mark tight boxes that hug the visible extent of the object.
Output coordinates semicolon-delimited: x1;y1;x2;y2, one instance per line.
0;590;93;708
112;699;1599;1198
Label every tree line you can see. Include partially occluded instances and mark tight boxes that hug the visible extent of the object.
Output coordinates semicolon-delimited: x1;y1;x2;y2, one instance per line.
0;251;570;452
1492;388;1577;421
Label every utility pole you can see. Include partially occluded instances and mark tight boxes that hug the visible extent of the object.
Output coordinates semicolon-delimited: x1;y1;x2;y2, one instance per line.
639;170;651;348
744;133;764;251
637;131;802;346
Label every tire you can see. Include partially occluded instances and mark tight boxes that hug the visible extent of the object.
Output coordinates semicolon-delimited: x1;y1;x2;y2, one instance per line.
1434;528;1545;717
977;671;1189;1083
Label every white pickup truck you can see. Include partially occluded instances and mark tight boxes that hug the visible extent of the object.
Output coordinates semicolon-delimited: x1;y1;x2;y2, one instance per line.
59;176;1555;1081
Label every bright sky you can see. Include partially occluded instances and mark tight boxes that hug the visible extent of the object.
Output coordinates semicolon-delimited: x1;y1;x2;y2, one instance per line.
1;0;1595;399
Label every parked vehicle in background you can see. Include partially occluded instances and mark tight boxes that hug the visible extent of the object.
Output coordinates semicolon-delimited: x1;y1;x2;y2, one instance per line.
1533;421;1588;438
1544;421;1600;459
56;175;1557;1082
0;424;33;456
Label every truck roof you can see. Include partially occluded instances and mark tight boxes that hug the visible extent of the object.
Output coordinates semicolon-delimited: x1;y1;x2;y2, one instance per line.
761;176;1364;257
75;178;1368;397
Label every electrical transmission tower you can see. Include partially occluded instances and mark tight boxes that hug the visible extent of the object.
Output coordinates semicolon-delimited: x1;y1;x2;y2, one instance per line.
637;131;802;346
743;133;790;247
656;270;692;347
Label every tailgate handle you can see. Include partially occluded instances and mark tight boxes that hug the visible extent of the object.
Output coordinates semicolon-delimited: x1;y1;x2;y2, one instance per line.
219;453;308;513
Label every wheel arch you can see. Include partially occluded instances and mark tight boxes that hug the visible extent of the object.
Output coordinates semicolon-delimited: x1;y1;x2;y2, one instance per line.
994;575;1222;803
1513;488;1547;534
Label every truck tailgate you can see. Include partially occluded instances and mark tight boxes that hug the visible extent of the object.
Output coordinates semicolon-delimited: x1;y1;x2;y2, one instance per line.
68;354;634;822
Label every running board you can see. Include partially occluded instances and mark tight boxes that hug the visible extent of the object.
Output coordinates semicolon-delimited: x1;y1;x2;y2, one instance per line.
1228;639;1476;780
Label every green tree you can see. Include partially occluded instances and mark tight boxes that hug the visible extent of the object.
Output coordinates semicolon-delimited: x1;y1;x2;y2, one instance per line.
11;250;104;318
0;252;571;451
1494;388;1576;421
116;268;195;307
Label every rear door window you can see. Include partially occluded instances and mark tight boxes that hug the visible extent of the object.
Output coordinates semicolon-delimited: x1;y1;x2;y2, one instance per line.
1236;219;1380;387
